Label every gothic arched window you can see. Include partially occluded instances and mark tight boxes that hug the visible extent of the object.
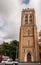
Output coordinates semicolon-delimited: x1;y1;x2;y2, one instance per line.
29;14;33;24
28;29;30;36
25;15;28;24
30;14;32;18
27;40;30;47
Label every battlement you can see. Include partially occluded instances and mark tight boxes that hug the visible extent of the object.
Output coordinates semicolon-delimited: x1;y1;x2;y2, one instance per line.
22;8;35;13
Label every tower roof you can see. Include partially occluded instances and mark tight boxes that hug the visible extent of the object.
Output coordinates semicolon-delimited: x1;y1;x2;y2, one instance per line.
22;8;35;13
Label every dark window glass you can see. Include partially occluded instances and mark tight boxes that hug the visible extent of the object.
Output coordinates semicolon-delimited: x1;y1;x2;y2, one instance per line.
30;14;32;18
29;19;32;24
25;15;28;18
25;15;28;24
29;14;33;24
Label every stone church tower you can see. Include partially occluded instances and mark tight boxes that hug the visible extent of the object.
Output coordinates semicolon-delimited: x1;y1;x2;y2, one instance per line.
18;8;40;62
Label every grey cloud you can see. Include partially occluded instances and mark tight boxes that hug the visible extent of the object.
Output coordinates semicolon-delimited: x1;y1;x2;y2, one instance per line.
0;0;15;17
0;0;20;42
3;32;19;40
0;0;41;43
0;0;9;16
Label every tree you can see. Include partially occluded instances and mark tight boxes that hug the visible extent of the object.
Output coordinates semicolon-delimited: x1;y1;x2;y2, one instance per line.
0;40;19;60
10;40;19;60
39;30;41;43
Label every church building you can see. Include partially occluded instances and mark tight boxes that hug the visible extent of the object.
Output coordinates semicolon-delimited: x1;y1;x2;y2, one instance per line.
18;8;40;62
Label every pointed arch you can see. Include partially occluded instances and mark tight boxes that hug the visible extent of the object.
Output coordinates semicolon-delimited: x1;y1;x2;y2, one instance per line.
28;29;30;36
25;14;28;24
27;52;31;62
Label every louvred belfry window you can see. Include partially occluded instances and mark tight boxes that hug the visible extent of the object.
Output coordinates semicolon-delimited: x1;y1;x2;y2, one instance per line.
25;15;28;24
29;14;33;24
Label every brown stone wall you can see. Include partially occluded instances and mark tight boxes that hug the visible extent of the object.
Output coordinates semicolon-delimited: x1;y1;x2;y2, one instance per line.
18;8;40;62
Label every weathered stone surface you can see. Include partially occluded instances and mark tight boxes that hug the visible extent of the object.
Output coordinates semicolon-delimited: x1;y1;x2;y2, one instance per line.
18;8;40;62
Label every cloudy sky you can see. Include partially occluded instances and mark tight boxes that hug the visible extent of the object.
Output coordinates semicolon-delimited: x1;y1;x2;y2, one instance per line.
0;0;41;43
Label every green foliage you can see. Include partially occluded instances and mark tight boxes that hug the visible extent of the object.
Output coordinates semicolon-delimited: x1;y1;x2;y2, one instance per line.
39;30;41;42
39;39;41;42
39;30;41;60
39;31;41;36
0;40;19;60
39;44;41;60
